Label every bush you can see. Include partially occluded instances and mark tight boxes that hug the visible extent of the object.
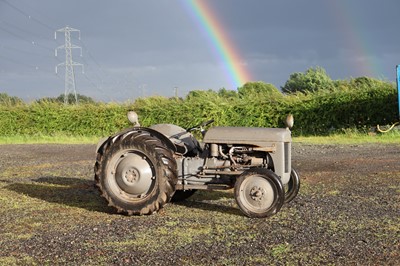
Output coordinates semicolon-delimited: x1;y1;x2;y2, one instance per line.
0;78;396;137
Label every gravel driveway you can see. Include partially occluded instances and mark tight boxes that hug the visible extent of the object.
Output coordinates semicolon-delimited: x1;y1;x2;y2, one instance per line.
0;143;399;265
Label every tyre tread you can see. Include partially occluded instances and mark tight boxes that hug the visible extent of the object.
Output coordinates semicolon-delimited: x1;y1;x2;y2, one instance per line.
94;130;177;215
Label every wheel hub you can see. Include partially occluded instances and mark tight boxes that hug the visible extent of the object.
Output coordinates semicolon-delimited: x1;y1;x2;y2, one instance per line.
237;174;276;214
125;168;140;183
113;153;154;196
250;186;265;201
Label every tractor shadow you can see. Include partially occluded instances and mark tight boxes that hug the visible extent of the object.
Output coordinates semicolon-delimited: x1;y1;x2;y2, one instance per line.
4;177;243;217
3;176;115;214
174;190;244;217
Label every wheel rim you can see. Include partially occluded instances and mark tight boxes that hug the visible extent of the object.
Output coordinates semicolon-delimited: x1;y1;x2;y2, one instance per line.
107;150;156;200
239;175;276;214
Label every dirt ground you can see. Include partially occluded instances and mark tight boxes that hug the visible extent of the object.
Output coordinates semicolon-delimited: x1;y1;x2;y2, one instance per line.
0;143;399;265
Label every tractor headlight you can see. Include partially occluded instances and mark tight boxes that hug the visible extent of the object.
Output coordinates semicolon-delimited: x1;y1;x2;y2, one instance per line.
285;114;294;129
127;111;140;127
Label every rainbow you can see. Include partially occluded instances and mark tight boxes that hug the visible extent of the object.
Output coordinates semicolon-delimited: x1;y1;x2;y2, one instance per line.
182;0;252;89
329;1;380;78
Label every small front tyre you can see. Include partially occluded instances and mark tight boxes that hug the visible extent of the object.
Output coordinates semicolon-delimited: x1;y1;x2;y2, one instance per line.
284;168;300;204
234;168;284;218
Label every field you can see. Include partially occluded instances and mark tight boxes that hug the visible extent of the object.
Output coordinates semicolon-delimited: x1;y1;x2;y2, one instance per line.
0;143;399;265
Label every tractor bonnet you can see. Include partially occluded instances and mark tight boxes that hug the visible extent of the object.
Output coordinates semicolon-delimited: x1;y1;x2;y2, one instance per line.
203;127;291;146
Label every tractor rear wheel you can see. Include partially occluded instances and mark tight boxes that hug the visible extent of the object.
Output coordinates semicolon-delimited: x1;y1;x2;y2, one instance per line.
94;131;177;215
234;168;284;218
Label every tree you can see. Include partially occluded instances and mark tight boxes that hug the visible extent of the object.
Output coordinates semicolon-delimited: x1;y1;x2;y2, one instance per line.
217;88;238;99
57;93;96;104
185;89;219;100
238;82;282;99
349;76;387;89
37;93;96;104
281;67;334;94
0;93;23;105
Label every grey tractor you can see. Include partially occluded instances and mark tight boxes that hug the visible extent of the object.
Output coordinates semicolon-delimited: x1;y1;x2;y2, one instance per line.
94;111;300;218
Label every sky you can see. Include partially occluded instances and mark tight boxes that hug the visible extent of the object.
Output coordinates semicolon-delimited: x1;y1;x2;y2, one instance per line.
0;0;399;102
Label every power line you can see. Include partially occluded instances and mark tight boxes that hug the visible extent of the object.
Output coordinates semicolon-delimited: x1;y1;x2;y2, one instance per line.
21;0;61;29
0;53;60;76
0;54;37;69
76;37;136;100
0;24;54;52
0;42;61;63
2;0;55;31
0;19;51;41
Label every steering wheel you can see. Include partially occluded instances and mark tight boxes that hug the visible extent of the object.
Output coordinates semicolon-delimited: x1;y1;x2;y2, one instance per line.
186;119;214;132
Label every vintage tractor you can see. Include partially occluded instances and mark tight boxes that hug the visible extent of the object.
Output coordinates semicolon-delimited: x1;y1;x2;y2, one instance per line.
94;112;300;218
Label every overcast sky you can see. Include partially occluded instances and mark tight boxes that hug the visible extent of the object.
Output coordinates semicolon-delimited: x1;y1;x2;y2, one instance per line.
0;0;399;102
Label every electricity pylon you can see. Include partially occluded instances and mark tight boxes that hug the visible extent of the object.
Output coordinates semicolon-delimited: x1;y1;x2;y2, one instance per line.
55;26;84;104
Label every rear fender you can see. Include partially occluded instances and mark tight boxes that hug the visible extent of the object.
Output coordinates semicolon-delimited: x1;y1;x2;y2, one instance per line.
95;127;177;153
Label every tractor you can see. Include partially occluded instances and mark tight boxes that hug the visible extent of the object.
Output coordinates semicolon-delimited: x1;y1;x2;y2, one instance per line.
94;112;300;218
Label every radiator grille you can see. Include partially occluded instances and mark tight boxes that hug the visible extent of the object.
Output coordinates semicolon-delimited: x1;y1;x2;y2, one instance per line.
284;142;290;173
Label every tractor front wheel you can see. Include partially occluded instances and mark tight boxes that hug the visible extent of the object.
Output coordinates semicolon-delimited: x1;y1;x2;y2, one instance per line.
284;168;300;204
234;168;284;218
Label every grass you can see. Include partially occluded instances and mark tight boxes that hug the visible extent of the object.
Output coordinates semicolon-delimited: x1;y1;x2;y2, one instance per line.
0;134;100;144
2;129;400;145
294;129;400;144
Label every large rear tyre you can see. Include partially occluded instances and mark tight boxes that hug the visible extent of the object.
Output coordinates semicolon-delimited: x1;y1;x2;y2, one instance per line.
284;168;300;204
234;169;284;218
94;131;177;215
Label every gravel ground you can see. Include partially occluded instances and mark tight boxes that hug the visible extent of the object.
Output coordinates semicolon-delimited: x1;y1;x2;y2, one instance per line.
0;143;399;265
